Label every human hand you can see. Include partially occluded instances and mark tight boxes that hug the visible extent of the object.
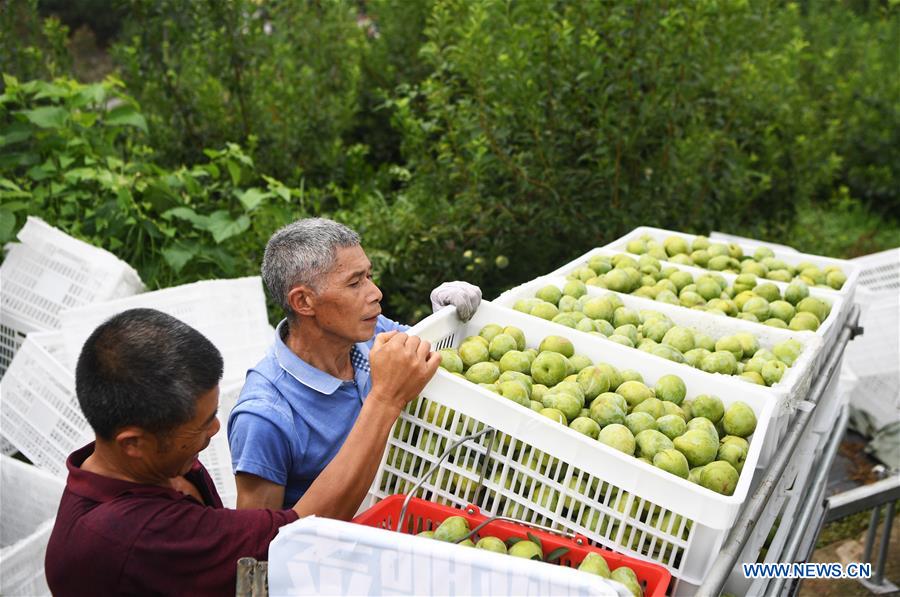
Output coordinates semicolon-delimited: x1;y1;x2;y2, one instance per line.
367;331;441;413
430;281;482;322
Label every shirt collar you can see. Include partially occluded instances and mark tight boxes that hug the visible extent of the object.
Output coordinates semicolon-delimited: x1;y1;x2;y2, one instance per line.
273;319;372;395
65;443;209;504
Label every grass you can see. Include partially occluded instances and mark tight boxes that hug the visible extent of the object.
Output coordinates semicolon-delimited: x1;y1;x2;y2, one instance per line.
779;195;900;260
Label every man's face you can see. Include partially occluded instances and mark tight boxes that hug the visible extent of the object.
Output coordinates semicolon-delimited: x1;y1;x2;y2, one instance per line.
311;245;384;343
151;386;220;478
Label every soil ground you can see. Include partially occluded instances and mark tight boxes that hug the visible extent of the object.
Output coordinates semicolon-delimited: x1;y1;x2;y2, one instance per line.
798;430;899;596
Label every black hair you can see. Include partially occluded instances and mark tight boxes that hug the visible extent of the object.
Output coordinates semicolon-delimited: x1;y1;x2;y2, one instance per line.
75;308;224;440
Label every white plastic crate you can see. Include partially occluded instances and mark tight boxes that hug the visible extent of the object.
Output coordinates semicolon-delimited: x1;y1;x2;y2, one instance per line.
0;217;144;332
0;309;37;379
840;250;900;425
1;328;256;494
494;275;824;466
366;303;777;586
58;277;273;385
548;246;846;376
603;226;860;303
0;331;85;477
720;420;828;597
0;438;15;457
495;276;822;411
708;231;799;254
198;380;243;508
811;354;851;435
853;248;900;294
268;516;632;596
1;455;66;596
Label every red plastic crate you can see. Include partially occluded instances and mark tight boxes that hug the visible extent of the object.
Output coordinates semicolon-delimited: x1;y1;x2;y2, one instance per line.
353;495;671;597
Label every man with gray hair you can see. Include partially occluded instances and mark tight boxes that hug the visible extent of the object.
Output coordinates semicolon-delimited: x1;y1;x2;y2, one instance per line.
228;217;481;509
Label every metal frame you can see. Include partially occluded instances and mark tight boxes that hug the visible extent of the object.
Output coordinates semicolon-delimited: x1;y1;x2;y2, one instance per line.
824;475;900;594
698;305;862;596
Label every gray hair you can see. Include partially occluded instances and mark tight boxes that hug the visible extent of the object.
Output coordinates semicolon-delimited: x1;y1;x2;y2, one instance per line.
262;218;361;317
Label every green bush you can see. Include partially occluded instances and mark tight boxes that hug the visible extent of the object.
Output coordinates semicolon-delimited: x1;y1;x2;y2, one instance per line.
362;0;844;317
2;0;898;324
0;0;71;81
0;75;308;290
800;2;900;217
111;0;369;194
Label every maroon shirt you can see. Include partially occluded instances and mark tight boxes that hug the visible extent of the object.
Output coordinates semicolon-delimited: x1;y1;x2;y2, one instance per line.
45;443;299;596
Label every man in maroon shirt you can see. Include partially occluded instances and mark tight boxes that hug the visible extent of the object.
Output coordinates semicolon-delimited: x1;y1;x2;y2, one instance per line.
46;308;439;596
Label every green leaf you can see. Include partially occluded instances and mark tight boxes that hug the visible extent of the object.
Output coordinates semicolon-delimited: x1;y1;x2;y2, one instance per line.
64;168;99;183
0;178;23;192
20;106;68;129
162;245;196;273
206;211;250;243
33;82;71;101
505;537;524;548
226;160;241;186
0;122;32;147
0;200;29;211
26;161;56;181
163;206;208;227
74;84;107;107
526;532;543;552
0;208;16;242
105;105;148;133
58;154;76;170
236;188;270;211
544;547;570;563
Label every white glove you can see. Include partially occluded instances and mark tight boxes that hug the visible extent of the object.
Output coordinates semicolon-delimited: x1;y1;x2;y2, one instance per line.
430;281;482;322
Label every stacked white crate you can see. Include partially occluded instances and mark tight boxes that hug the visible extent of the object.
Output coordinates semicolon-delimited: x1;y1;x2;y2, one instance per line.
374;225;863;592
366;303;777;591
0;217;144;375
493;275;822;468
0;455;66;596
57;277;273;385
0;278;273;497
841;249;900;426
0;218;144;454
553;244;852;435
0;332;89;475
600;228;857;362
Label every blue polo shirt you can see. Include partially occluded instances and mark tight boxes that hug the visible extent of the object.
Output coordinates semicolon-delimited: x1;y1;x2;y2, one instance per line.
227;316;407;508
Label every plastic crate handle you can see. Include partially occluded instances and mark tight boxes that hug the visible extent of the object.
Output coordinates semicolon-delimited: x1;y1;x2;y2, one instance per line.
397;426;497;531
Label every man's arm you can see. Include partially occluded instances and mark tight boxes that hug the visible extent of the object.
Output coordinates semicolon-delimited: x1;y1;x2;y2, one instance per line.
236;473;285;510
290;331;440;520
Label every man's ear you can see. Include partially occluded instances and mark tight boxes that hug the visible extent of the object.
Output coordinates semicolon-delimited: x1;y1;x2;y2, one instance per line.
287;285;317;317
114;427;151;459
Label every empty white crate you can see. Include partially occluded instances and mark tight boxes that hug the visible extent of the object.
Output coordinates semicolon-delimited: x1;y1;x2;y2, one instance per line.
365;303;777;586
0;217;144;375
842;249;900;424
1;314;264;492
58;277;273;385
1;455;66;596
0;331;87;476
198;380;244;508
